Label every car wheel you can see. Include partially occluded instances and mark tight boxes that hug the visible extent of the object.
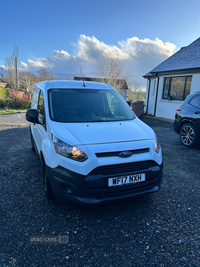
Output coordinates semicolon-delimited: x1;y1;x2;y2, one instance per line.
180;123;198;148
30;133;35;152
43;163;55;199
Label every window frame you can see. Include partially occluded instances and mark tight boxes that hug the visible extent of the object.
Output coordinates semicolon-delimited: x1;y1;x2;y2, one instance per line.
47;88;135;123
162;75;192;101
38;90;46;129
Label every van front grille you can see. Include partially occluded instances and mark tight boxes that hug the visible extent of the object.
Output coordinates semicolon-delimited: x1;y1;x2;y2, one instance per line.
95;148;150;158
89;160;158;176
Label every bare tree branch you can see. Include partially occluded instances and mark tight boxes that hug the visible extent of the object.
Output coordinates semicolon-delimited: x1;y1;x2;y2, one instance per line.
5;44;18;89
96;53;125;89
19;71;36;93
36;67;57;82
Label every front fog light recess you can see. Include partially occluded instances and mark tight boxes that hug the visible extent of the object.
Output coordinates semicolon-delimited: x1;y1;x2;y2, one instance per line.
51;134;88;162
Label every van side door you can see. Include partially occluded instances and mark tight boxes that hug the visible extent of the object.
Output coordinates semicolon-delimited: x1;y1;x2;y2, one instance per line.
34;90;46;153
31;89;40;152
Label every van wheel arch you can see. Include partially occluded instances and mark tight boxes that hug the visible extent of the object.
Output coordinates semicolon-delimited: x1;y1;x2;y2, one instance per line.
41;154;55;199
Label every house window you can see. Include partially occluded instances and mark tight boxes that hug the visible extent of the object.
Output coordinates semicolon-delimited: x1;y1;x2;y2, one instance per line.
162;76;192;100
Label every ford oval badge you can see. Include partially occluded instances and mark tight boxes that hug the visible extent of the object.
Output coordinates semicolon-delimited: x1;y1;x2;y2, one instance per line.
119;151;132;158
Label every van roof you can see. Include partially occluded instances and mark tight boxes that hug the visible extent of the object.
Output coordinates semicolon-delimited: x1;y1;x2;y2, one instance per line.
34;80;114;91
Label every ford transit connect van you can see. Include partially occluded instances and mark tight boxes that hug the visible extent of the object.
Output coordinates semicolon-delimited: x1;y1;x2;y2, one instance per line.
26;80;163;203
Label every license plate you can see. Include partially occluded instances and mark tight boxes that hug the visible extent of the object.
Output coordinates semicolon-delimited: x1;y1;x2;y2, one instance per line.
108;173;145;187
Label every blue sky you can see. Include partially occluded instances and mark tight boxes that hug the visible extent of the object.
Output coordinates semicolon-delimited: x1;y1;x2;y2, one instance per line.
1;0;200;88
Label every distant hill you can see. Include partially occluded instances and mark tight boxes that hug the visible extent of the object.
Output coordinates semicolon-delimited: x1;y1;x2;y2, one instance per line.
0;66;7;77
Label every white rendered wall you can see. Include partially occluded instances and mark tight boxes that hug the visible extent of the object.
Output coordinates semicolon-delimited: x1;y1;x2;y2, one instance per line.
155;74;200;119
190;73;200;94
155;77;183;120
145;73;200;120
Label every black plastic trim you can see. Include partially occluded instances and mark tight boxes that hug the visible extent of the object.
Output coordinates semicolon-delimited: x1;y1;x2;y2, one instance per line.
45;160;163;204
95;148;150;158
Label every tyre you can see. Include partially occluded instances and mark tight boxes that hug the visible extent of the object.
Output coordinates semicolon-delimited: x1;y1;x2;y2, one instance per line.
180;123;198;148
43;163;55;199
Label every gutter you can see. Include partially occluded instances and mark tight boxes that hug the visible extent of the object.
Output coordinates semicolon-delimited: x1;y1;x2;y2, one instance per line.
145;78;151;114
153;74;159;116
150;67;200;76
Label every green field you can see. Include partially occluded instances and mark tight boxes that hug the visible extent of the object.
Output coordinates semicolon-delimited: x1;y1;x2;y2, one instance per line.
0;109;27;115
0;82;7;88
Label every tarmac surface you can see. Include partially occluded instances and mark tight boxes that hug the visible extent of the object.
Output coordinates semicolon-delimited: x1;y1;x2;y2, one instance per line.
0;113;200;267
0;113;28;126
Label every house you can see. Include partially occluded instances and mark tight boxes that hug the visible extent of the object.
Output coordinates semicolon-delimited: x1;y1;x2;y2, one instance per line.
143;37;200;120
73;77;128;100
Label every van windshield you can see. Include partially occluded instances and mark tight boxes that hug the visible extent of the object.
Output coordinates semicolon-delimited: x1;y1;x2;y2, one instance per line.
48;89;134;122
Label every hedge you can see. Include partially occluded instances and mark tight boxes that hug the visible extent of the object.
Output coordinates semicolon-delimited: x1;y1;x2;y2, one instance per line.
0;87;9;100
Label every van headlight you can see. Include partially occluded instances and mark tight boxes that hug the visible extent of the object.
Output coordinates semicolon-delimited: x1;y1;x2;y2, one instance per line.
154;140;160;154
51;134;88;162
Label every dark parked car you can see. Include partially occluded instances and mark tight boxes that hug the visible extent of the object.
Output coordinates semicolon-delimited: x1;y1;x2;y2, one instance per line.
174;92;200;147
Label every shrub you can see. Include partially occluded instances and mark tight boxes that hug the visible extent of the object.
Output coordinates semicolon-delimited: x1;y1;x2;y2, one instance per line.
0;99;6;108
8;90;30;108
0;87;9;100
22;100;31;109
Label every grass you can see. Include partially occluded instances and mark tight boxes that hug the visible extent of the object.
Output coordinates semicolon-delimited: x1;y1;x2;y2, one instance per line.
0;109;27;115
0;82;7;88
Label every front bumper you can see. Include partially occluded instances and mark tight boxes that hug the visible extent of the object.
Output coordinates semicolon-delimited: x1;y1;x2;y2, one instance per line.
47;160;163;204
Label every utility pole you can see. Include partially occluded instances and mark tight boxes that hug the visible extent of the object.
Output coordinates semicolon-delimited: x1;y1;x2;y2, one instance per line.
15;56;18;91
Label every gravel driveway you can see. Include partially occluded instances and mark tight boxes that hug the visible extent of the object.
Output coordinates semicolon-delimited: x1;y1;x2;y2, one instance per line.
1;114;200;267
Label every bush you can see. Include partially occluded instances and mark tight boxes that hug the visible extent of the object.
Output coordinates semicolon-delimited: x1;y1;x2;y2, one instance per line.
0;99;6;108
0;87;9;100
22;100;31;109
7;99;21;108
8;90;31;109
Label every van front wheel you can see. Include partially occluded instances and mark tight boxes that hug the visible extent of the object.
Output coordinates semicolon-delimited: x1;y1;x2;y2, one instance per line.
43;163;55;199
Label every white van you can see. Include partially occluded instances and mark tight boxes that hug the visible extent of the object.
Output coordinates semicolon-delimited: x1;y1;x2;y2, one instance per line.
26;80;163;203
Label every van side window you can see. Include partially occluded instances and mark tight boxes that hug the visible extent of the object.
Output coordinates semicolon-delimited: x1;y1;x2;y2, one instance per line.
31;90;39;109
38;91;45;124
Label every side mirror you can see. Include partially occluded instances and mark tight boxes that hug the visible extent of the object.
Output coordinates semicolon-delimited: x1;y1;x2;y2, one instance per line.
26;109;41;124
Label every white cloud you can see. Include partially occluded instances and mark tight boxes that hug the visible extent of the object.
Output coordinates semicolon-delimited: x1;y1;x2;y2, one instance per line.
76;35;130;60
51;50;71;60
21;35;176;87
118;37;176;58
20;62;28;69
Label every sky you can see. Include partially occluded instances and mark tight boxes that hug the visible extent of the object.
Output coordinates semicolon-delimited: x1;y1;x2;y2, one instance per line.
1;0;200;88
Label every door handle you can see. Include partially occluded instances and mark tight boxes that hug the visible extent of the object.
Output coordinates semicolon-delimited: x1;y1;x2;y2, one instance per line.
194;111;200;114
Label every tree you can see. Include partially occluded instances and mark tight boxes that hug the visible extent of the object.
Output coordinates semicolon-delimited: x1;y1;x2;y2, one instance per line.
36;67;57;82
19;71;36;93
96;53;128;91
5;44;18;89
127;81;145;102
56;72;76;80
